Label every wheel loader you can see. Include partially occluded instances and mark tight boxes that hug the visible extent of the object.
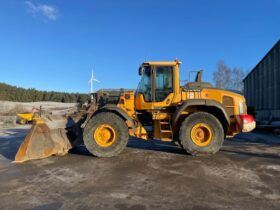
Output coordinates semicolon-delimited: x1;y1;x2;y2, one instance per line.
14;60;256;163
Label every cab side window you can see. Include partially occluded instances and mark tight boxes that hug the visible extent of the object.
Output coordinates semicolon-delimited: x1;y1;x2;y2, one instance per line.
136;66;152;102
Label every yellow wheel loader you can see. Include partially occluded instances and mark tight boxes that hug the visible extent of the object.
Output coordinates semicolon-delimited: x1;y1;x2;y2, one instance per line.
14;60;256;162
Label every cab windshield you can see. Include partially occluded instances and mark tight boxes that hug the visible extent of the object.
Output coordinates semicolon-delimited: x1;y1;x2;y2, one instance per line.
136;66;152;102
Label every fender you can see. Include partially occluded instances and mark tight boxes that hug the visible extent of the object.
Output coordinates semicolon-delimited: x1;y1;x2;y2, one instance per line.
98;104;136;131
172;99;230;126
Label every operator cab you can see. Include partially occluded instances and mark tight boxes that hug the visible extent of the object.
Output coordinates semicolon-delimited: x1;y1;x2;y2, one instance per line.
135;60;181;110
136;65;173;102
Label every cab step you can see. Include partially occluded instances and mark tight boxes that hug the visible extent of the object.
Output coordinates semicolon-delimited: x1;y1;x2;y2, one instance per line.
161;130;172;133
159;119;173;141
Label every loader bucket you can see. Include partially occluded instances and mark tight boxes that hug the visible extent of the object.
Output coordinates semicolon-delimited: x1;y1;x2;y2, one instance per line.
14;117;81;163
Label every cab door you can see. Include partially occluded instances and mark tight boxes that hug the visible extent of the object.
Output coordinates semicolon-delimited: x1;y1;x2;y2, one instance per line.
153;66;174;108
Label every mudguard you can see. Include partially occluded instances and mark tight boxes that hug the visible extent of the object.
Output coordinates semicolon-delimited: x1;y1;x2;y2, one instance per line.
172;99;230;126
94;104;137;131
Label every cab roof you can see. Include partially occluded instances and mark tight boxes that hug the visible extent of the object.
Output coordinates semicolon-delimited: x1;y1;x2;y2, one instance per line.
141;60;181;66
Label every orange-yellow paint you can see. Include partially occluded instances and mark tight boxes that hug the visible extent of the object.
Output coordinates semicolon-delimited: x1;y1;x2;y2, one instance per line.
190;123;213;147
94;124;116;147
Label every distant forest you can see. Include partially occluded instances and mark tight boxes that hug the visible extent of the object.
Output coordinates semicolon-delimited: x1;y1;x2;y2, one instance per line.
0;83;90;103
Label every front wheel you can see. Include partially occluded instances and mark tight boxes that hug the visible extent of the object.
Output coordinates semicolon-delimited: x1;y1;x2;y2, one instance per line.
83;112;128;157
179;112;225;155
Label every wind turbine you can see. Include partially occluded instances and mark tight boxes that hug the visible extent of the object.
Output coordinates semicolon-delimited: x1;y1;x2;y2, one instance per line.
89;70;100;102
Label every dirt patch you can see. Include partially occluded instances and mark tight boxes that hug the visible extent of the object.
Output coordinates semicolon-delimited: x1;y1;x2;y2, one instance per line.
0;104;26;116
0;116;16;127
0;101;77;116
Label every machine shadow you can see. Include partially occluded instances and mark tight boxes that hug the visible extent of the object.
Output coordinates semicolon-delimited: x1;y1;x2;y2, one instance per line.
126;137;187;155
69;137;187;157
0;128;29;161
221;148;280;160
69;145;92;156
232;135;280;146
222;134;280;160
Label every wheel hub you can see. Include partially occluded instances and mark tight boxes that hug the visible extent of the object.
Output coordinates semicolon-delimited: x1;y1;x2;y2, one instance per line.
94;124;116;147
190;123;213;147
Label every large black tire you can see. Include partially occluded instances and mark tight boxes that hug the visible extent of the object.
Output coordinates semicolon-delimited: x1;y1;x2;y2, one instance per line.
179;112;224;155
83;112;128;157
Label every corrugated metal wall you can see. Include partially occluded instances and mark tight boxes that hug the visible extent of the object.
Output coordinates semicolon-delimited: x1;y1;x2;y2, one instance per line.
244;40;280;121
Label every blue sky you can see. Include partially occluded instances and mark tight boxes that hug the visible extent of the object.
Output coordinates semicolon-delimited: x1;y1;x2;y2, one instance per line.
0;0;279;93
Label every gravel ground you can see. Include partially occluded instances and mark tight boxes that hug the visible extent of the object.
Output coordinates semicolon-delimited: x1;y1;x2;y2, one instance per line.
0;127;279;210
0;101;77;115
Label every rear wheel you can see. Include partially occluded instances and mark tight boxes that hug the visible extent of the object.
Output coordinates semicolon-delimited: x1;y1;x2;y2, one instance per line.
179;112;224;155
83;112;128;157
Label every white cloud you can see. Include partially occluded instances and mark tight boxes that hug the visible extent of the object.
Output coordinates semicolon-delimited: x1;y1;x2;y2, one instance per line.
25;1;59;21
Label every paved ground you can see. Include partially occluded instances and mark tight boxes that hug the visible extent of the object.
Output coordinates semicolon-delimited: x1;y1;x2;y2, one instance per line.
0;127;280;210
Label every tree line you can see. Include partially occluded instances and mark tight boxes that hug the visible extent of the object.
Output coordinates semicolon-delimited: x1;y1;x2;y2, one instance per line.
213;60;246;92
0;83;90;103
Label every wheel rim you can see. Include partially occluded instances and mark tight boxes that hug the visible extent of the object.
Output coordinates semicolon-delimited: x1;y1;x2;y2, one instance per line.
94;124;116;147
190;123;213;147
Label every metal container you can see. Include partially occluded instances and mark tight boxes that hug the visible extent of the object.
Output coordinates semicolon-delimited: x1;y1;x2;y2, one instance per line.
244;40;280;122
